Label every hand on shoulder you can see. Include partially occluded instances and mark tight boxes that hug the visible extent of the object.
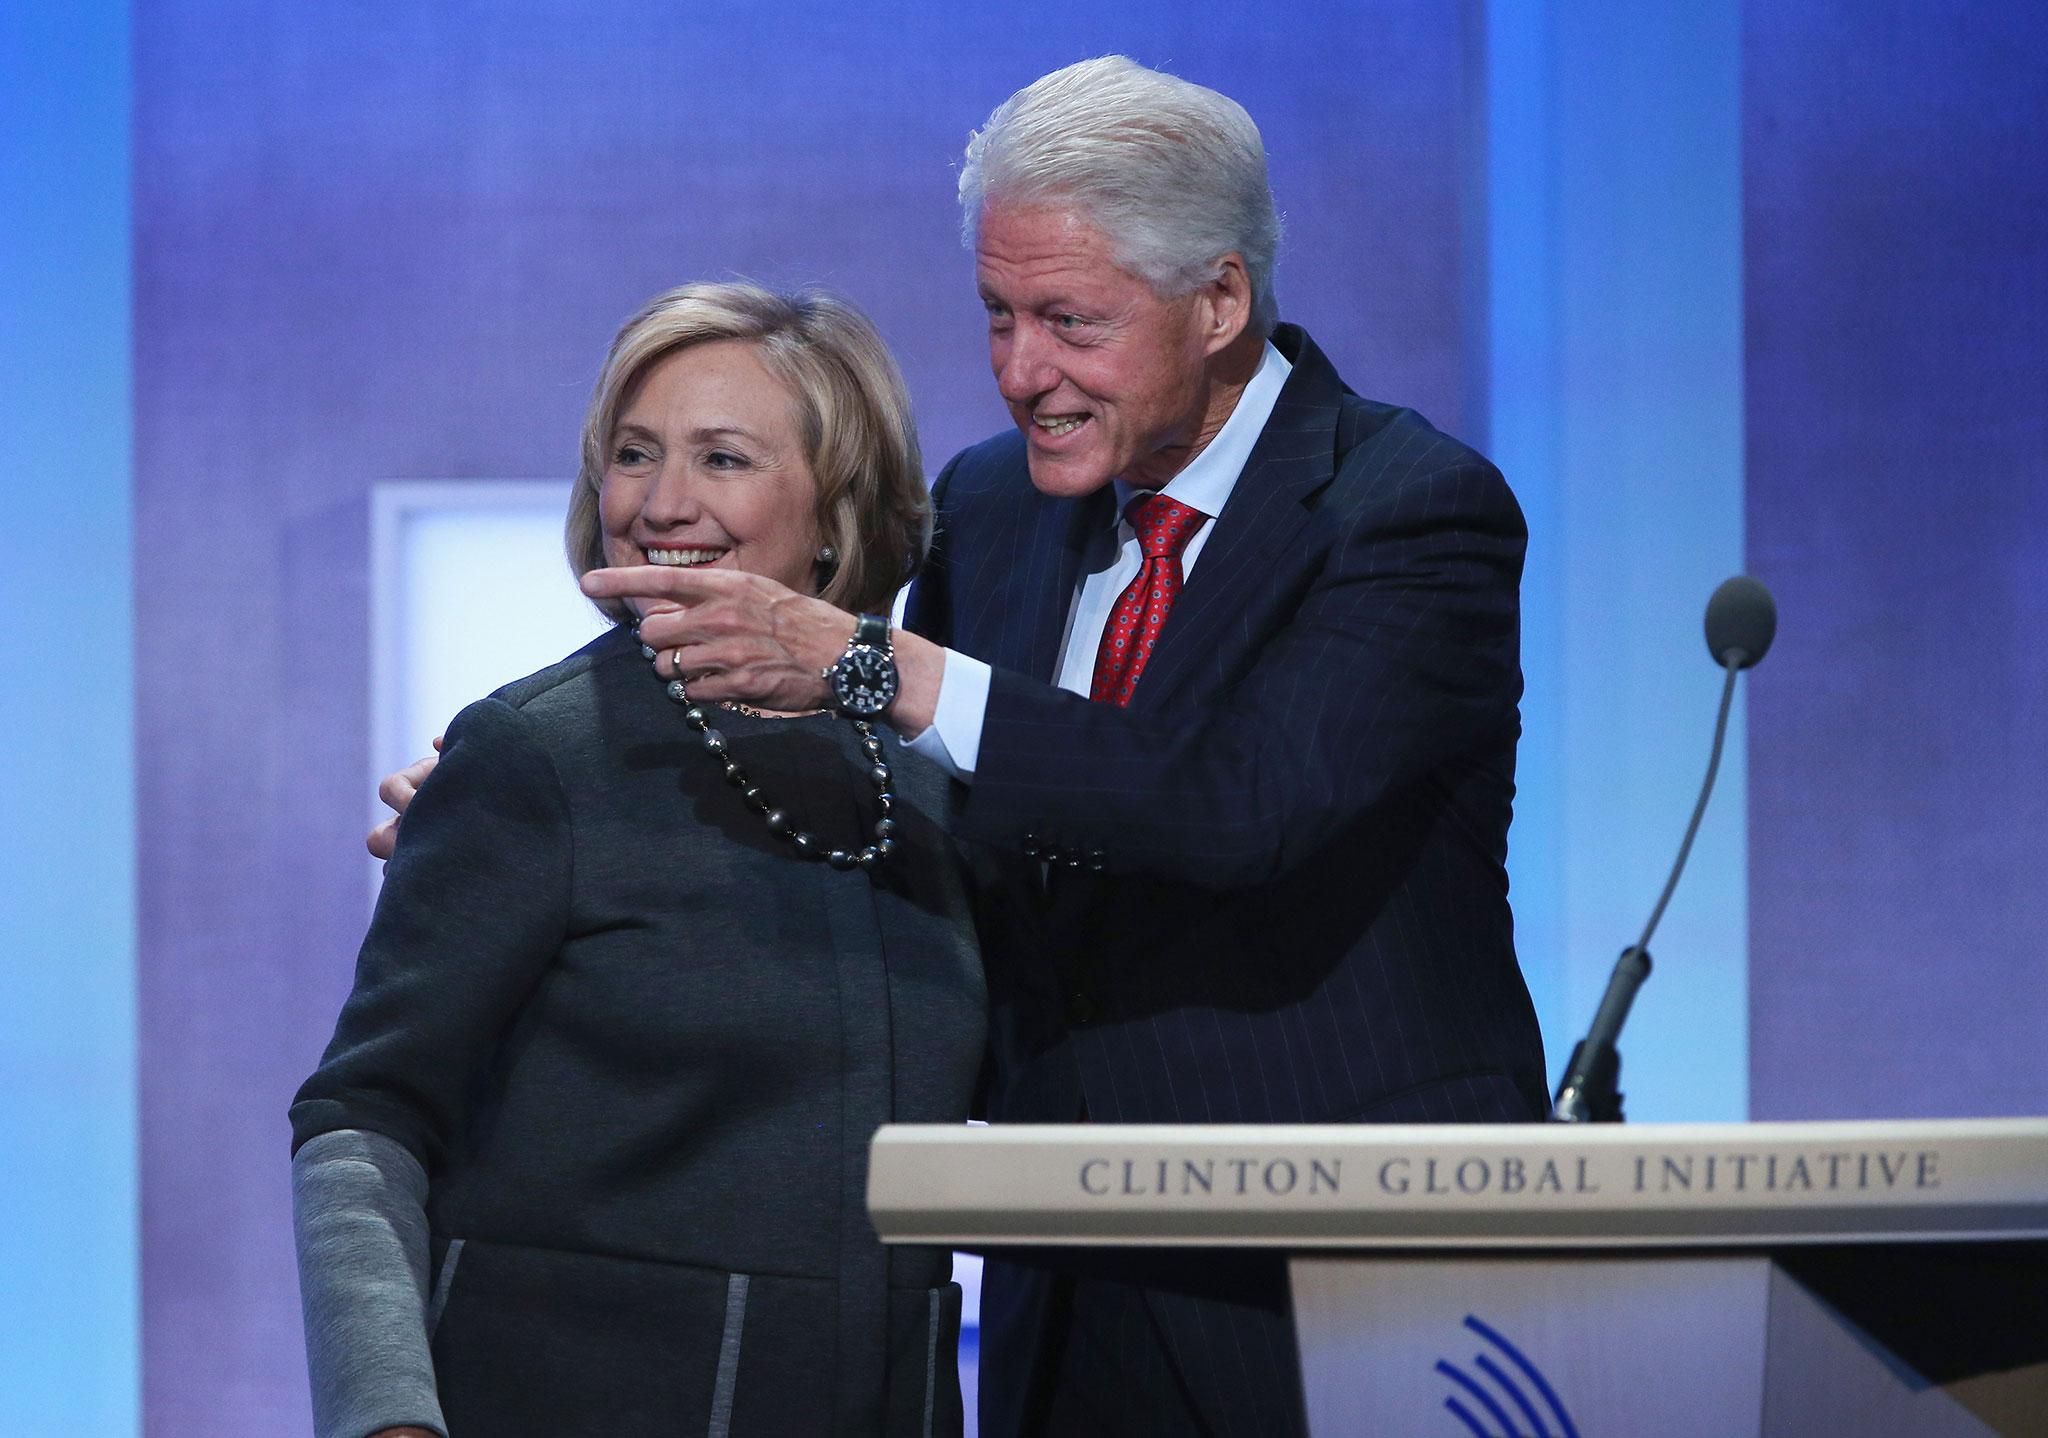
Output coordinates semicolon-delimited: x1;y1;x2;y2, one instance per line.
365;737;442;861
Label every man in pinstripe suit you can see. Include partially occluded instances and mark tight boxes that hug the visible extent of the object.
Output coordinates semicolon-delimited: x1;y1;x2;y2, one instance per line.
415;54;1549;1438
890;62;1547;1437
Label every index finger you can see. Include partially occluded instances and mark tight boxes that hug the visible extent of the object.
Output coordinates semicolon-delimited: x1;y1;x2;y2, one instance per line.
579;564;721;602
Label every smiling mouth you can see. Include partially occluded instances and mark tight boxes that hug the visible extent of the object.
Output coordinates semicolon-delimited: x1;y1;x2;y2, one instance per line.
646;547;728;567
1031;413;1089;438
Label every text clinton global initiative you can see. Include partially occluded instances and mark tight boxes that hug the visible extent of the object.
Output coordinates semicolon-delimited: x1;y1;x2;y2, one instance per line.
1074;1149;1944;1200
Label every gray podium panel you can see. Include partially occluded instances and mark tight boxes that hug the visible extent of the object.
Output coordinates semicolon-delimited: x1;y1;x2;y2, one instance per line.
1293;1254;1770;1436
1289;1253;2019;1437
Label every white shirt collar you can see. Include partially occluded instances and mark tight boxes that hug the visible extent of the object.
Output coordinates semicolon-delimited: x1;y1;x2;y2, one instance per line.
1111;338;1293;523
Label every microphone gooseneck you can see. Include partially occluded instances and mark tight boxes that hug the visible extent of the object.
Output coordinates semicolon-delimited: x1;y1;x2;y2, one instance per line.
1551;576;1777;1124
1631;661;1741;963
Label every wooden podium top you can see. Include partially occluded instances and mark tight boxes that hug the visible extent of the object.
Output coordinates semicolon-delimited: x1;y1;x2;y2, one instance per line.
866;1118;2048;1248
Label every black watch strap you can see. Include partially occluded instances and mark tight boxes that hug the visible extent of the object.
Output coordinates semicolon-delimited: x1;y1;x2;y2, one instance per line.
853;613;891;649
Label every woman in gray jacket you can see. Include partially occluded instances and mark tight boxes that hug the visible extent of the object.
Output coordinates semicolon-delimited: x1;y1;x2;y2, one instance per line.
292;284;985;1438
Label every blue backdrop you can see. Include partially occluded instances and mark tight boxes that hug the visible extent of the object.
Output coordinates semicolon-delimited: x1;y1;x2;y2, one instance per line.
1;2;2041;1430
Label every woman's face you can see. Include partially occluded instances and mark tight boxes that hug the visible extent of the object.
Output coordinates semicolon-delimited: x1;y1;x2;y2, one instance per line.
600;340;824;614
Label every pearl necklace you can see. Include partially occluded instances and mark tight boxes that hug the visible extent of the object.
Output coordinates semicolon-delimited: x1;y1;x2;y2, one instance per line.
634;630;896;871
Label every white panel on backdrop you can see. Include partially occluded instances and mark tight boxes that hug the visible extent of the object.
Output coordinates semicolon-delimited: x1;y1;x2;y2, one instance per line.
368;481;606;902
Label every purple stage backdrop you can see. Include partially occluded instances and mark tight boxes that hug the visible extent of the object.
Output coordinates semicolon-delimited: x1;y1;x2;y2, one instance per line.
1742;3;2048;1118
132;4;1481;1428
127;2;2048;1431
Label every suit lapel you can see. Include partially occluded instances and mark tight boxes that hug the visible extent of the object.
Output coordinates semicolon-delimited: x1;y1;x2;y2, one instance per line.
1127;328;1345;716
990;484;1109;683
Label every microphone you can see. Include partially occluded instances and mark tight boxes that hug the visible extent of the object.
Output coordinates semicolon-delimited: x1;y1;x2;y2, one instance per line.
1551;576;1778;1123
1705;575;1777;669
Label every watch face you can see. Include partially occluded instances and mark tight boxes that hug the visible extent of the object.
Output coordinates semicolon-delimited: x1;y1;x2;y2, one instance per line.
835;645;898;715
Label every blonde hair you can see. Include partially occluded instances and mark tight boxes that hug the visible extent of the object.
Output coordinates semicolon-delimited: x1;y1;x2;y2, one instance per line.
567;283;930;623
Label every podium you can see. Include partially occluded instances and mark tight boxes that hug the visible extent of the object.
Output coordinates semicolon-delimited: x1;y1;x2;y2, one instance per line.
868;1119;2048;1436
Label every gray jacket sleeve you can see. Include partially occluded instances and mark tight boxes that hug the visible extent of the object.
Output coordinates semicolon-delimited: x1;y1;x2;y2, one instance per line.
292;1127;448;1438
290;694;572;1171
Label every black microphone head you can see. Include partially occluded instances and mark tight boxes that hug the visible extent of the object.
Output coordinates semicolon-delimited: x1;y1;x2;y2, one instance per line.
1705;575;1777;669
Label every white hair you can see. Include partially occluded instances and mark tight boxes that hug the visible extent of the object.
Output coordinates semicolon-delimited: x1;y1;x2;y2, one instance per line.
958;56;1282;334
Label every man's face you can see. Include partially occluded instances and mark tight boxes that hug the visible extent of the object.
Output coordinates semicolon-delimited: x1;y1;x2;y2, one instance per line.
976;202;1216;497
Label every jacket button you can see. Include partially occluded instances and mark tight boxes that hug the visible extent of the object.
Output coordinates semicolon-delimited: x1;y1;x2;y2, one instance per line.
1065;991;1097;1026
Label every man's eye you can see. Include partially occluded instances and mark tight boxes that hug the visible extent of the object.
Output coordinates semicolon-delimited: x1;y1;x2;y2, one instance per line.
1053;313;1084;330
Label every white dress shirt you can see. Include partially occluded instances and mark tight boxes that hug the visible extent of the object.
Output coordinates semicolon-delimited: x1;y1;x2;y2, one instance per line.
906;340;1292;781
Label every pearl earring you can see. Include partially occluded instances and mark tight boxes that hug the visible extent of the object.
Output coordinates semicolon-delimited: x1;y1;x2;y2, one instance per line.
817;545;838;565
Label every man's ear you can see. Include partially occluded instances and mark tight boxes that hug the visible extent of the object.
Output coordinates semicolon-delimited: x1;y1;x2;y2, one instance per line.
1198;254;1255;355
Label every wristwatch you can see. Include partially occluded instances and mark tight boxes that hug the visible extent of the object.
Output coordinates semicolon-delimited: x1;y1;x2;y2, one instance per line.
823;613;899;717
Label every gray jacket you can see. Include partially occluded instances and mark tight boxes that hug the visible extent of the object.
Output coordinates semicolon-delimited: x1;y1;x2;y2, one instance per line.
292;626;985;1436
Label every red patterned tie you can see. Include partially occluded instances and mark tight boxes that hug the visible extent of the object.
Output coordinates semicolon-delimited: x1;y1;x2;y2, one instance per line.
1089;493;1208;706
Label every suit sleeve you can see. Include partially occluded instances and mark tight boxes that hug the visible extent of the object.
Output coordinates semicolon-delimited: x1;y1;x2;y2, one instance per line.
289;694;572;1171
956;456;1524;889
902;453;959;647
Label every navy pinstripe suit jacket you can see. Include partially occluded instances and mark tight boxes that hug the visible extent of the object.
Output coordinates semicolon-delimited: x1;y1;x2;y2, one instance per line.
906;326;1547;1436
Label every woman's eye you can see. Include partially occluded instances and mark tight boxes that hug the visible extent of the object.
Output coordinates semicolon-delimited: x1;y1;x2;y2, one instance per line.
613;444;653;466
704;450;745;470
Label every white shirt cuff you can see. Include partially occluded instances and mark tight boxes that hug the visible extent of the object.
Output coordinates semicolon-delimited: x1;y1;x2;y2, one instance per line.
903;647;990;783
